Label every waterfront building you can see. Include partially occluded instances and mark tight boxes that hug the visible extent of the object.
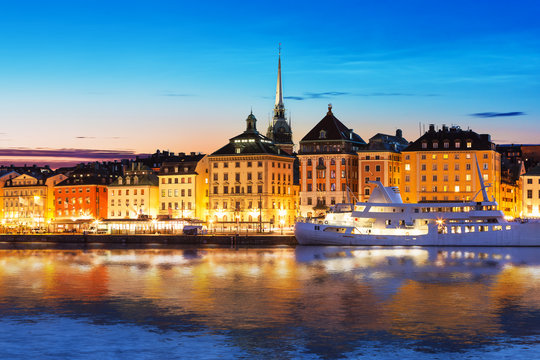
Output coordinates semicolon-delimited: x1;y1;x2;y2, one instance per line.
54;168;119;225
298;105;365;217
3;172;66;228
401;124;501;204
209;112;297;231
358;130;409;202
108;163;159;219
157;153;209;221
500;157;525;218
0;170;20;224
521;164;540;218
266;49;294;155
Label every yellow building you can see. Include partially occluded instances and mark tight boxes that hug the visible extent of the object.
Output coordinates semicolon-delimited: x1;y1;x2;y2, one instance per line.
521;165;540;218
402;125;501;204
208;113;296;231
3;173;66;229
158;153;209;221
108;163;159;219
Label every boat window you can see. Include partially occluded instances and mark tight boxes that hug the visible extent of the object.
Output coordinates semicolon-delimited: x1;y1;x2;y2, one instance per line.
493;225;502;231
414;208;419;213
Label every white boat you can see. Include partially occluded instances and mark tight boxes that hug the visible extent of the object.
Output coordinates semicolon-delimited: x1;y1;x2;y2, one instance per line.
295;160;540;246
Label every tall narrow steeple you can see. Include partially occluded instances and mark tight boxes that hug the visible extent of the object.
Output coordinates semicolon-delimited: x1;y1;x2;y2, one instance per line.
274;44;285;119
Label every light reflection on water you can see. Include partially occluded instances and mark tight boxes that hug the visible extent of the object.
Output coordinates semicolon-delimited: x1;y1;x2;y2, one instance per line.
0;246;539;359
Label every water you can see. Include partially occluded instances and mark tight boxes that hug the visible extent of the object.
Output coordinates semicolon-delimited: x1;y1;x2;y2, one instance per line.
0;245;539;359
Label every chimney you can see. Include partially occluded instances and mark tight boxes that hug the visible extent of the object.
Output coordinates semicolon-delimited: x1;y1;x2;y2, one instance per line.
428;124;435;132
442;124;448;132
396;129;402;138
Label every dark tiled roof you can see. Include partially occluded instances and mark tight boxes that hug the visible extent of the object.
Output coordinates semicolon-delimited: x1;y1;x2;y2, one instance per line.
109;173;159;187
211;113;293;158
524;164;540;176
300;107;366;145
404;125;494;152
56;174;117;186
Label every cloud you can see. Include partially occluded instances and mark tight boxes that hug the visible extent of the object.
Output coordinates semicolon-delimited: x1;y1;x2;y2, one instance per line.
284;91;349;101
76;136;96;139
0;148;144;160
284;91;439;100
159;92;194;97
470;112;525;118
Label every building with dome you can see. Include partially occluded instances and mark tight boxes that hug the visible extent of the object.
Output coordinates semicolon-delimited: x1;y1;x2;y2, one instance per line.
209;112;297;232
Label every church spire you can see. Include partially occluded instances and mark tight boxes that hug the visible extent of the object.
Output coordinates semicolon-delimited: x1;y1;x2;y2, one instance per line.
273;44;285;119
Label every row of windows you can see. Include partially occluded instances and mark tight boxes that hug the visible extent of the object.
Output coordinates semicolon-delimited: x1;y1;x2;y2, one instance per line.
526;178;540;185
405;174;474;182
57;187;105;193
213;185;291;195
111;189;145;196
305;158;354;166
213;172;289;182
420;140;473;149
111;199;145;206
417;174;488;182
161;202;192;210
405;185;474;193
306;170;350;179
161;189;192;197
302;197;344;206
212;161;291;169
4;190;45;197
160;177;192;184
404;153;484;161
213;200;293;210
58;197;91;204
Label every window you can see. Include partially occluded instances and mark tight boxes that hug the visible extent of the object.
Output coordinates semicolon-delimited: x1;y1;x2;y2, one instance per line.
307;171;312;179
341;170;346;178
422;142;427;149
455;164;460;171
223;173;228;181
364;188;370;196
235;173;240;181
223;186;228;194
405;164;410;171
307;184;312;191
257;185;262;194
528;190;533;199
258;172;263;180
528;179;533;184
235;162;240;168
213;186;218;194
432;164;437;171
341;158;346;165
375;165;381;172
444;141;449;148
247;173;252;181
421;164;426;171
455;141;461;148
467;141;472;148
307;159;312;166
258;161;263;167
433;141;438;149
307;198;312;205
365;165;370;172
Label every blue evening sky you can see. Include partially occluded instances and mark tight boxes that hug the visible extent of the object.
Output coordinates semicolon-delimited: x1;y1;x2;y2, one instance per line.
0;0;539;164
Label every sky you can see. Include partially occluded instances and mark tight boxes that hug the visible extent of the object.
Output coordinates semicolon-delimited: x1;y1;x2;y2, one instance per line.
0;0;539;167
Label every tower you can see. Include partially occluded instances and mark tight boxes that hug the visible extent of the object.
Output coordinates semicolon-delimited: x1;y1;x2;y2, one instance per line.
267;45;294;154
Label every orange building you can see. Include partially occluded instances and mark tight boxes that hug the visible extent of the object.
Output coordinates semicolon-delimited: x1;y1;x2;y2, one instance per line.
402;124;501;204
358;130;408;202
54;173;112;221
298;105;365;216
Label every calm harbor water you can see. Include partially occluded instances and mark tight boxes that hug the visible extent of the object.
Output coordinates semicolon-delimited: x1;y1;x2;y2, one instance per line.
0;245;539;359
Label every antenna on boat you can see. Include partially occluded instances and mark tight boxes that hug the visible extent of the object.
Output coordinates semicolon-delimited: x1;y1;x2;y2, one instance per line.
473;154;490;202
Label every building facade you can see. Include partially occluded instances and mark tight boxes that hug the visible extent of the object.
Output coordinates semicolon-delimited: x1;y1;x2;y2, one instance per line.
298;105;365;217
401;124;501;204
209;112;296;231
54;173;113;221
158;153;209;220
521;165;540;218
358;130;409;202
108;163;160;219
3;173;66;228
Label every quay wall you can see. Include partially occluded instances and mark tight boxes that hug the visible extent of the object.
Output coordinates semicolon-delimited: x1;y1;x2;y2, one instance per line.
0;234;297;246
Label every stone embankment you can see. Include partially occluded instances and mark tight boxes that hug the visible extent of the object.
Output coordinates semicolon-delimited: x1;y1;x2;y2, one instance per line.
0;234;297;246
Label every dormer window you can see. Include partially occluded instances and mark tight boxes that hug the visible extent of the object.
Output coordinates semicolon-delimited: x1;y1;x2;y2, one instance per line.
466;140;472;148
118;177;123;185
134;176;139;184
443;141;449;148
455;141;461;148
432;141;438;149
422;141;427;149
126;177;130;185
319;130;326;139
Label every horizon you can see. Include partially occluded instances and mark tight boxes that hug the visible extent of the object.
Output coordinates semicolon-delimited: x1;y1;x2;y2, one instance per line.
1;0;539;166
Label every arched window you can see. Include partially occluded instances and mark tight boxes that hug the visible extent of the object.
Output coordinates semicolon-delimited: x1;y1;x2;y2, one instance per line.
341;158;346;165
330;159;335;165
318;157;324;166
364;188;370;196
319;130;326;139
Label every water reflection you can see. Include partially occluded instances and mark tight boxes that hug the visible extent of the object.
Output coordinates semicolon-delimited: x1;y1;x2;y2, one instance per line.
0;246;539;358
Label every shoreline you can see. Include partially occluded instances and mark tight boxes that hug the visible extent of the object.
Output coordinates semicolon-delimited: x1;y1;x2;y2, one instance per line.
0;234;298;247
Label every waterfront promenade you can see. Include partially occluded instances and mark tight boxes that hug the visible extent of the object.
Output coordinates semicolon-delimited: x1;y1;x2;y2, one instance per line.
0;234;297;246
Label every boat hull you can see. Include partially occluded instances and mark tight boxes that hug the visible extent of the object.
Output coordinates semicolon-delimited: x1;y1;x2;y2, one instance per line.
294;221;540;246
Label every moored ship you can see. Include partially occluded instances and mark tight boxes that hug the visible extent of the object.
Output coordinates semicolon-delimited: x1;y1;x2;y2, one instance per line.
295;161;540;246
